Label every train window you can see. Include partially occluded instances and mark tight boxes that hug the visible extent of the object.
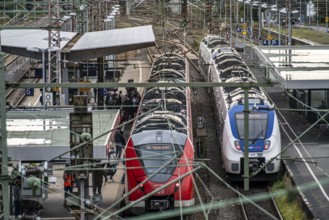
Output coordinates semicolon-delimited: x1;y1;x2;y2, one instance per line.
135;144;183;176
235;112;268;140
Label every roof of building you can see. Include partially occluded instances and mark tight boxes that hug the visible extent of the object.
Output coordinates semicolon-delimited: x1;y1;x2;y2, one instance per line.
255;45;329;89
7;109;120;161
0;25;155;62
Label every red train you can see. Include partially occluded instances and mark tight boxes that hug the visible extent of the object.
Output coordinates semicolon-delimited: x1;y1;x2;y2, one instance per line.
124;54;195;216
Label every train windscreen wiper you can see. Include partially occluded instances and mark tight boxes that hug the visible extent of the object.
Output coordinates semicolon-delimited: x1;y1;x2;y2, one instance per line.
251;130;264;144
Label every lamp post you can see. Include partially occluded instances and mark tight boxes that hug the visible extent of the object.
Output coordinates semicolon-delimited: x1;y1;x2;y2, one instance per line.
229;0;232;47
325;0;328;34
27;46;60;107
250;0;253;59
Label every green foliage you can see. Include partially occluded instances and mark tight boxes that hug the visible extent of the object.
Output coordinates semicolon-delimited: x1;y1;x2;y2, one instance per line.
271;174;308;220
271;26;329;45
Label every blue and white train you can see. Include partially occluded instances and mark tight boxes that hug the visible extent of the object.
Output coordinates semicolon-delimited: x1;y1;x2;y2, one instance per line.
199;35;281;181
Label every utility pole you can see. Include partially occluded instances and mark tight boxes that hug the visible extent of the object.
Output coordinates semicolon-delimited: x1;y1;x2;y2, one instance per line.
0;53;9;220
236;0;239;45
309;1;311;26
278;0;281;46
250;0;253;59
77;0;88;33
230;0;233;47
70;96;93;220
317;0;319;30
300;0;302;29
258;0;261;45
48;0;61;106
96;0;105;108
287;0;292;65
243;88;250;191
325;0;329;34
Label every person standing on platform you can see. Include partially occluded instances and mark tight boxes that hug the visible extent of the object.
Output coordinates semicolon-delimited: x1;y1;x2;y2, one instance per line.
92;162;104;196
121;155;126;184
63;164;74;206
107;147;118;182
115;130;126;160
13;178;22;217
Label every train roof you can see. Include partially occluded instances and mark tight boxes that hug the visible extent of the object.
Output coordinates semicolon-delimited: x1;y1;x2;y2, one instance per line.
150;69;186;80
6;109;120;161
200;35;270;108
201;35;226;48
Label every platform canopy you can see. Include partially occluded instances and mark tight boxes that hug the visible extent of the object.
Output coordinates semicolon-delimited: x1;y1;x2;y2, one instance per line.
254;45;329;90
0;25;155;62
6;109;120;161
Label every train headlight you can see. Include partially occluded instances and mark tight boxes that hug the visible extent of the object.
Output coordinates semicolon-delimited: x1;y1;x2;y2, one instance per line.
174;181;180;192
139;183;144;192
264;140;271;150
234;140;241;150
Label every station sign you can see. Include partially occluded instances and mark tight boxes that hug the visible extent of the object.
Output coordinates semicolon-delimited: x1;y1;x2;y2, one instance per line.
44;92;53;106
25;88;34;96
262;39;281;46
79;80;91;93
53;87;60;92
98;88;108;96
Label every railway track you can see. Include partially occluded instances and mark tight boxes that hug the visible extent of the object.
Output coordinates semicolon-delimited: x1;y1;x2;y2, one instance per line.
237;184;283;220
233;26;311;47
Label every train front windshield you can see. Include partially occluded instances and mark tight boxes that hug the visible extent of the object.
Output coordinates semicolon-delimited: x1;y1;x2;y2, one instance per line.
136;144;183;175
235;112;268;140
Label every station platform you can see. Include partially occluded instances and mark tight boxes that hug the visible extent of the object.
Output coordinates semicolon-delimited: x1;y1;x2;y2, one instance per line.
240;48;329;220
37;163;125;219
11;49;151;219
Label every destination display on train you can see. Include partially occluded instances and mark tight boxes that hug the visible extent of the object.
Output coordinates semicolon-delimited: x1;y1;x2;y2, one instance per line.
236;112;267;120
145;145;172;150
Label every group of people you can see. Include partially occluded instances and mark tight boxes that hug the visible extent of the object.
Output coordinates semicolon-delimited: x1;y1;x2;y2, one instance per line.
91;129;126;196
105;90;124;109
104;79;141;123
122;79;141;122
63;87;131;201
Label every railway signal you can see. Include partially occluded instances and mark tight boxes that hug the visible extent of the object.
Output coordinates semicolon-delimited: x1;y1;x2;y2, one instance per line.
181;0;187;17
180;19;189;28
